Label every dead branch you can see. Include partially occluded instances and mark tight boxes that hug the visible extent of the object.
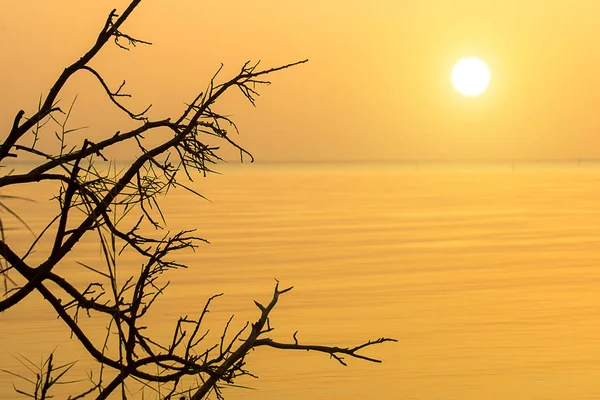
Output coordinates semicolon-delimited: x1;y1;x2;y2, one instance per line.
0;1;394;398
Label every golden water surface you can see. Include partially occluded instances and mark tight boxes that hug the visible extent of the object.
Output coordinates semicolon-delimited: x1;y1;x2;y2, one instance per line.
2;162;600;399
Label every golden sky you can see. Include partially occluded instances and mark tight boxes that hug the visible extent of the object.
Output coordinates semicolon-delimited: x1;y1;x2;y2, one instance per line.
2;0;600;162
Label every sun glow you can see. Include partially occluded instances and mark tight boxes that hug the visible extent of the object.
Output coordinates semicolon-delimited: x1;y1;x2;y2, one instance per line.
452;57;490;96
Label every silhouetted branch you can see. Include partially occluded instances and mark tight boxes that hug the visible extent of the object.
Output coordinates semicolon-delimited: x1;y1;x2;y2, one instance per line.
0;0;144;162
0;1;393;398
80;66;151;121
255;337;398;366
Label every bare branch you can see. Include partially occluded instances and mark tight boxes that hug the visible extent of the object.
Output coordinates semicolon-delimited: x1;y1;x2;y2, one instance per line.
80;66;151;121
254;337;398;366
0;0;145;162
1;1;392;398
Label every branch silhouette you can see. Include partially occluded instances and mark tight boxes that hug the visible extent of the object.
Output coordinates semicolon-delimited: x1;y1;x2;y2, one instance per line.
0;1;395;398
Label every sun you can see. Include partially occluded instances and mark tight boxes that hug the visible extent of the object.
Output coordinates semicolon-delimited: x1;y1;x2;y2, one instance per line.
451;57;490;96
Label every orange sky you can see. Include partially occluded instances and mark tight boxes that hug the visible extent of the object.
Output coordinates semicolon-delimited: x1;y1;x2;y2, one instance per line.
2;0;600;162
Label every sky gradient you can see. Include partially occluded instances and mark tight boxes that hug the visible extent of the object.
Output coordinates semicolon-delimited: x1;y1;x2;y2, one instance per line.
2;1;600;162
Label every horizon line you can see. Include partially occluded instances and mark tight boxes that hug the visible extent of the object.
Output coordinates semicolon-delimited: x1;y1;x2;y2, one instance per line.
6;158;600;166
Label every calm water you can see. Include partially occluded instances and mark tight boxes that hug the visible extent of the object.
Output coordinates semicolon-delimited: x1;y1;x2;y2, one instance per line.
2;162;600;399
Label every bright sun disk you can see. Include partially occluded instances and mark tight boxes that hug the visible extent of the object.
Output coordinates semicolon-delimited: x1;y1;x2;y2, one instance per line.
452;57;490;96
